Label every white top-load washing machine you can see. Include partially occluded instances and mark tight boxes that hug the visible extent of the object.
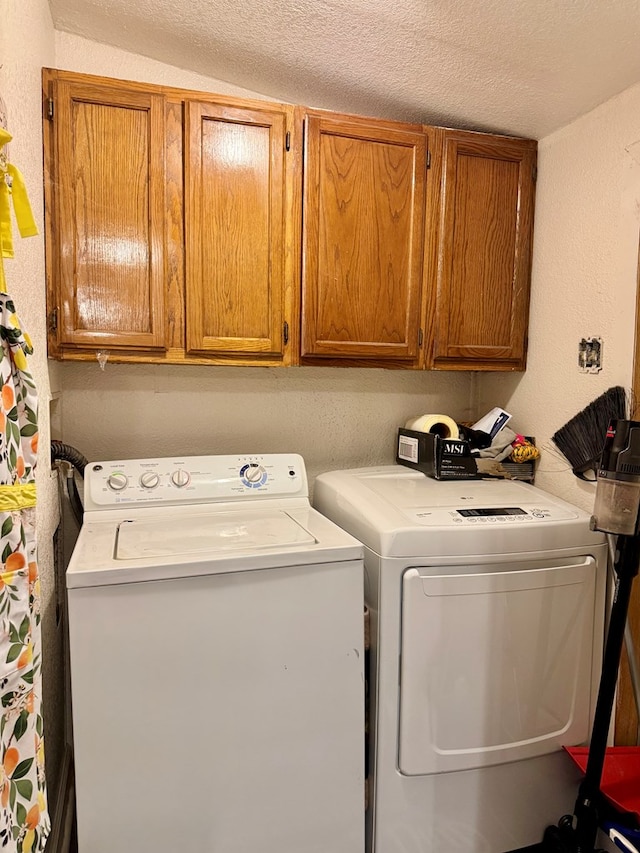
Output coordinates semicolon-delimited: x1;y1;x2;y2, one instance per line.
313;466;608;853
67;454;365;853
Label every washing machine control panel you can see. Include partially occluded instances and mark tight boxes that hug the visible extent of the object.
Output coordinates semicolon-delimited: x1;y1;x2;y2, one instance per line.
240;463;267;488
85;454;307;509
406;503;571;525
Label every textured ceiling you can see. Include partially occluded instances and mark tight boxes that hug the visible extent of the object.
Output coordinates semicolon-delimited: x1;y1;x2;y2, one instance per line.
49;0;640;139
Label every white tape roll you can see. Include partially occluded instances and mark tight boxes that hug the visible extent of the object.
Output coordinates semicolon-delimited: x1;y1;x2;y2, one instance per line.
404;414;459;439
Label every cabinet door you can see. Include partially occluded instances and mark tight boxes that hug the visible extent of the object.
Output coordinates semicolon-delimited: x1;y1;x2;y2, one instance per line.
185;102;293;359
430;131;536;370
51;79;166;351
302;113;427;362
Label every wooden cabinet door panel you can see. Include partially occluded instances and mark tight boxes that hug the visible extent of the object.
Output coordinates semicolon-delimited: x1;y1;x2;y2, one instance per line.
302;115;426;360
432;132;536;369
185;102;288;356
53;80;166;350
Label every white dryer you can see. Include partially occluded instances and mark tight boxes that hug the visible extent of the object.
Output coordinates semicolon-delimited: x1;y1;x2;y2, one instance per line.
67;454;365;853
313;466;608;853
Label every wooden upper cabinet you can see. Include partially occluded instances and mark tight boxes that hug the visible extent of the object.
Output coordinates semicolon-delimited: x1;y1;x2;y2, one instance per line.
43;70;536;371
301;112;427;363
429;130;537;370
185;101;296;361
48;76;166;351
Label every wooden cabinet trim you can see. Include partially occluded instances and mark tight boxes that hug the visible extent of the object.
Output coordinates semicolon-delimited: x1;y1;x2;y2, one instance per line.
304;108;424;136
43;67;293;116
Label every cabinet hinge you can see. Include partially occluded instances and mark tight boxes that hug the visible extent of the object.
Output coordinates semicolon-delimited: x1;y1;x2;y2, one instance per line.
283;321;289;345
532;164;538;182
418;328;424;347
426;150;431;169
47;98;54;121
285;131;291;152
49;308;58;332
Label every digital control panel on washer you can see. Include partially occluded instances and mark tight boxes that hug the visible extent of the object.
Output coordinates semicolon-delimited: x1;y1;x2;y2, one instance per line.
84;454;307;509
406;502;572;525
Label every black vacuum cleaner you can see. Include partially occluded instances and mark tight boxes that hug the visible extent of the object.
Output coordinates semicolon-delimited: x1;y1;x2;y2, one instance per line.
542;418;640;853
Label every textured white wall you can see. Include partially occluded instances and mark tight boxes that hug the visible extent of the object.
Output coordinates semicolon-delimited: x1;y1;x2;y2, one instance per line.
58;364;474;489
55;30;270;99
53;33;476;485
0;0;65;806
479;82;640;512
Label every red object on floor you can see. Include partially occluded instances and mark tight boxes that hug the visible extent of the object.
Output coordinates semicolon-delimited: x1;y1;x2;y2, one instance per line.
565;746;640;822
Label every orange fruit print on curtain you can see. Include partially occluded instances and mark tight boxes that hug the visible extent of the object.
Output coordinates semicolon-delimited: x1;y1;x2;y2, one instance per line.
0;295;49;852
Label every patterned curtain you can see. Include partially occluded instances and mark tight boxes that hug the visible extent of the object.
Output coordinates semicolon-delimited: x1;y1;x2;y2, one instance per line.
0;296;49;852
0;114;49;852
0;141;50;853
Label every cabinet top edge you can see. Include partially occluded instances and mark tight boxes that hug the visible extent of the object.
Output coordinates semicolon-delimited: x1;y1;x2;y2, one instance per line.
42;67;295;114
42;68;536;145
434;125;537;147
304;106;425;135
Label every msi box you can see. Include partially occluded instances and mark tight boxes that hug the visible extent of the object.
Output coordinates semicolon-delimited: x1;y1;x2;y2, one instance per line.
396;428;479;480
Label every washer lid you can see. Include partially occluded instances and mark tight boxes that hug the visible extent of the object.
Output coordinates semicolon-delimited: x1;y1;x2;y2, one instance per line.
67;506;363;588
116;509;316;560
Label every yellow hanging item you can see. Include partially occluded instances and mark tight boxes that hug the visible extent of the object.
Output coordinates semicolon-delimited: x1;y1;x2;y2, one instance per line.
0;128;38;291
0;483;36;511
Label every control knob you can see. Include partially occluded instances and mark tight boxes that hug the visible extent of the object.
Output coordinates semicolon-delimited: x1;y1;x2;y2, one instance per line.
240;463;267;487
140;472;160;489
171;469;191;488
107;472;128;492
245;464;264;483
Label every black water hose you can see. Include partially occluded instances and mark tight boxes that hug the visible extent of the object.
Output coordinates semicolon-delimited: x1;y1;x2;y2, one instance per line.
50;441;88;476
51;441;88;526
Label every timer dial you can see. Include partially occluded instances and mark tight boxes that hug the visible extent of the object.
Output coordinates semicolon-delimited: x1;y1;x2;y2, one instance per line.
240;463;267;488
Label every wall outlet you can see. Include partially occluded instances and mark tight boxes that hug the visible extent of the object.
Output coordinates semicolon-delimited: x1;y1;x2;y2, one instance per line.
578;337;603;373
